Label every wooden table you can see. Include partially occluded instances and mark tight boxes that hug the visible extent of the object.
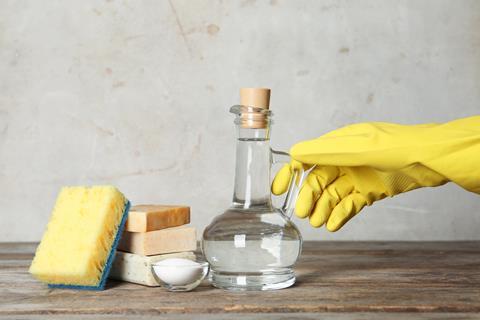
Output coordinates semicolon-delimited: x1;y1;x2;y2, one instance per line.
1;242;479;319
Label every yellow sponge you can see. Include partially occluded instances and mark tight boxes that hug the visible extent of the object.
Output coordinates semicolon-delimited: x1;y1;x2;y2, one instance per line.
29;186;130;290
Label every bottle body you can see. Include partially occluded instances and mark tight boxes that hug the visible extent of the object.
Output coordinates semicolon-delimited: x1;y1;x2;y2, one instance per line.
202;104;303;291
202;207;301;290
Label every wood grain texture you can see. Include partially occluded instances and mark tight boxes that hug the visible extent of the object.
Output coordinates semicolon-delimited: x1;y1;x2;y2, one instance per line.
1;242;479;318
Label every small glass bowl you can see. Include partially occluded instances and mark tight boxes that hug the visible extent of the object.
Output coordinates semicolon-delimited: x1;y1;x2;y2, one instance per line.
151;259;209;292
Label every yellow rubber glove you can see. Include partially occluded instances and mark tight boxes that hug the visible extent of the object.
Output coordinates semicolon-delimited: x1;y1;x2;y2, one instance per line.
272;116;480;231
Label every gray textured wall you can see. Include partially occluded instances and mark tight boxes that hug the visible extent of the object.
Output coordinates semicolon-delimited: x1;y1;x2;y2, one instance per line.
1;0;479;242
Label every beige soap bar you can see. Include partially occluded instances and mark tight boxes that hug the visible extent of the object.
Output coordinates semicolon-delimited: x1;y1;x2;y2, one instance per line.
118;226;197;256
110;251;196;286
124;205;190;232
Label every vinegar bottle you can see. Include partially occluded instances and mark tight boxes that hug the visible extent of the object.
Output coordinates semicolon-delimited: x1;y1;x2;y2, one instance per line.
202;88;306;291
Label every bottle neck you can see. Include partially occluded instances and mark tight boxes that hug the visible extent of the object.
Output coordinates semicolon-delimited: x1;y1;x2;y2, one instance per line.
232;126;273;209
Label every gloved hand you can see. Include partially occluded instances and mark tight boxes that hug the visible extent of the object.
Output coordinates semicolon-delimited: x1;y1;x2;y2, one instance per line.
272;116;480;231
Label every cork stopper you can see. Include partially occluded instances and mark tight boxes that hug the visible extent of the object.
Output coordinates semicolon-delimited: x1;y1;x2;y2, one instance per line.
240;88;271;109
239;88;271;129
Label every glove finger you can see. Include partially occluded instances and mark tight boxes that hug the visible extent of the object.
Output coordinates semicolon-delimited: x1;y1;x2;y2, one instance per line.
295;183;317;218
308;166;340;191
309;175;353;228
271;164;292;195
295;167;340;219
272;160;306;195
326;193;368;232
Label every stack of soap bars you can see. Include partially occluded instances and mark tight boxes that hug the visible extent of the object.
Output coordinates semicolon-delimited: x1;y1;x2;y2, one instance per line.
110;205;197;286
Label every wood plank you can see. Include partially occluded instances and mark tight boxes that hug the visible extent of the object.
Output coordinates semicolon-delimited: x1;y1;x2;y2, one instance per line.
0;313;479;320
1;242;479;317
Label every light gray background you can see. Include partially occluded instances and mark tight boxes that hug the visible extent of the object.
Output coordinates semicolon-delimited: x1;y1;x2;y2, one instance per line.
1;0;479;242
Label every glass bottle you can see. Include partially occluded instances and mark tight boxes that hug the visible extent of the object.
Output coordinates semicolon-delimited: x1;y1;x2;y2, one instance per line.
202;88;308;291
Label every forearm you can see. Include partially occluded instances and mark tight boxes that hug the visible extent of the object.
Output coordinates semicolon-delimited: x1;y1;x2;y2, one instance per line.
291;115;480;194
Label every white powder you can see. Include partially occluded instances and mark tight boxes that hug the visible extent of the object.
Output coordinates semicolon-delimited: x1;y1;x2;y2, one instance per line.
152;258;203;286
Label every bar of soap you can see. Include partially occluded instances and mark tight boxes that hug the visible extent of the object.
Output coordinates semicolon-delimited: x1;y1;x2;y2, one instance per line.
110;251;196;286
118;226;197;256
125;205;190;232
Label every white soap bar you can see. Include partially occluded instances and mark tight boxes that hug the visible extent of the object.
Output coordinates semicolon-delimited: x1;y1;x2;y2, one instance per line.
110;251;196;286
152;258;202;286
